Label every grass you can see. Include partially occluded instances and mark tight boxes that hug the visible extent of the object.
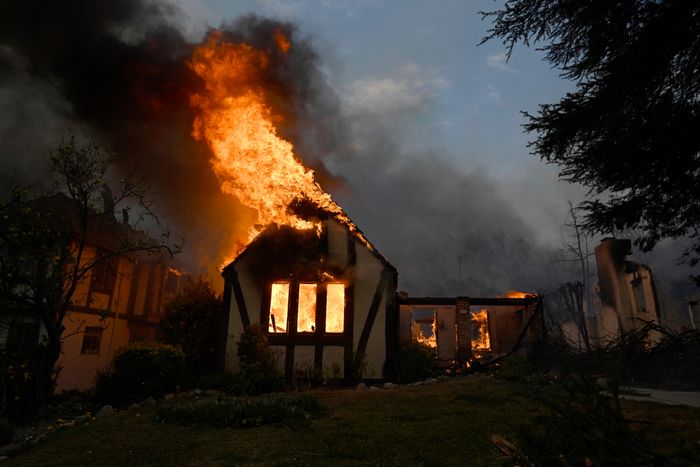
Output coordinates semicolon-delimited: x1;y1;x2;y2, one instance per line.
6;376;700;466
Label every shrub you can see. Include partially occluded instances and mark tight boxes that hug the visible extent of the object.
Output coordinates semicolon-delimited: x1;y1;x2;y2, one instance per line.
95;343;185;404
159;278;223;379
496;355;533;381
155;394;322;428
234;324;285;395
0;349;46;424
396;341;438;383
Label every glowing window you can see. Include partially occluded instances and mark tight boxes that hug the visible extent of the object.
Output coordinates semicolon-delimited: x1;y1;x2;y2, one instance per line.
326;283;345;333
470;309;491;351
411;309;437;348
269;282;289;333
297;283;317;333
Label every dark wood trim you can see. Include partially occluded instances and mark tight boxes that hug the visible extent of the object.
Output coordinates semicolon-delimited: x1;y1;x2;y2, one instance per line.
347;231;356;266
219;276;233;372
356;269;391;358
314;286;328;372
384;274;399;379
230;269;250;328
126;260;141;316
267;333;346;346
400;296;539;307
285;279;299;380
343;284;355;381
142;264;153;318
259;280;273;332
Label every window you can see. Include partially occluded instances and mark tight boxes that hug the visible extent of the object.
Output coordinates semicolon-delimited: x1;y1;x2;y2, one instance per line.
80;326;104;355
411;309;437;348
269;282;290;333
91;252;117;294
326;283;345;333
470;310;491;351
297;283;317;333
267;281;345;334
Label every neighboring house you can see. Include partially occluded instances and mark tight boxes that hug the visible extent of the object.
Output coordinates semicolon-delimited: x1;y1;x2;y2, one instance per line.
0;193;186;392
398;294;544;362
56;251;185;391
594;238;662;340
221;219;398;382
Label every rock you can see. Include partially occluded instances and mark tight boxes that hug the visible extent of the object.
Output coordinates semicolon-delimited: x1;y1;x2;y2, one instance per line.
193;389;203;396
368;386;381;391
96;405;114;419
425;378;438;384
163;394;175;401
0;442;23;457
356;383;368;390
383;382;396;388
139;397;156;407
127;403;140;413
203;390;222;397
75;415;90;424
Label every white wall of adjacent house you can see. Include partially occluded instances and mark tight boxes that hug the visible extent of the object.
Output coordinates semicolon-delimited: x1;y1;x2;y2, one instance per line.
56;311;130;391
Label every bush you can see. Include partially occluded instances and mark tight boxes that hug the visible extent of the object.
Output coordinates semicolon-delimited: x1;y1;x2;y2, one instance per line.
233;324;285;395
159;278;223;379
0;349;46;424
95;343;185;404
496;355;533;381
396;341;438;383
155;394;322;428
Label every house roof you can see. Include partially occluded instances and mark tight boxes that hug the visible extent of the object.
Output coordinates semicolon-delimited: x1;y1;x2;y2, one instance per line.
222;216;396;276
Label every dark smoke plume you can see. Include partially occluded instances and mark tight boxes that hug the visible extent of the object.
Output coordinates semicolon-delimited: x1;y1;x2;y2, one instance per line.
0;0;604;301
0;1;346;281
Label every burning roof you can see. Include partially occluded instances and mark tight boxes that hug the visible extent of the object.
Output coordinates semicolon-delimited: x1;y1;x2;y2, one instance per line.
187;29;377;267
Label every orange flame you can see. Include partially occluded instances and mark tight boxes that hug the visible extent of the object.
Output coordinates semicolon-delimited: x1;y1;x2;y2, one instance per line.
471;309;491;351
502;290;537;299
188;31;366;265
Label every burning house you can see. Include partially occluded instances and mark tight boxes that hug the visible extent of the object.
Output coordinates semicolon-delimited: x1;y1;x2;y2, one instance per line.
221;220;398;381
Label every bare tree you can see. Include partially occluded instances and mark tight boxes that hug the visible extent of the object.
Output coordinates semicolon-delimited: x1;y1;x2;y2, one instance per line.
0;135;178;415
558;201;597;350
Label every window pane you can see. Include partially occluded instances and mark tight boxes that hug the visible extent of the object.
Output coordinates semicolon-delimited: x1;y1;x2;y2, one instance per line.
81;327;104;355
297;283;317;333
326;283;345;333
269;282;289;333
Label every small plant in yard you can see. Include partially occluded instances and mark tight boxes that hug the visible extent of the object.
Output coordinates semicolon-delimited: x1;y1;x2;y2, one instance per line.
396;340;439;383
95;343;185;404
496;355;533;381
154;394;322;428
233;324;285;395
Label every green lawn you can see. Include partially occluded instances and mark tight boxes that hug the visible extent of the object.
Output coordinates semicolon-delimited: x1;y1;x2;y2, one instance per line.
7;376;700;466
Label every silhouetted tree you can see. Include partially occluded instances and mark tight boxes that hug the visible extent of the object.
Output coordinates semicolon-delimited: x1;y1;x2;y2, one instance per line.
481;0;700;283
